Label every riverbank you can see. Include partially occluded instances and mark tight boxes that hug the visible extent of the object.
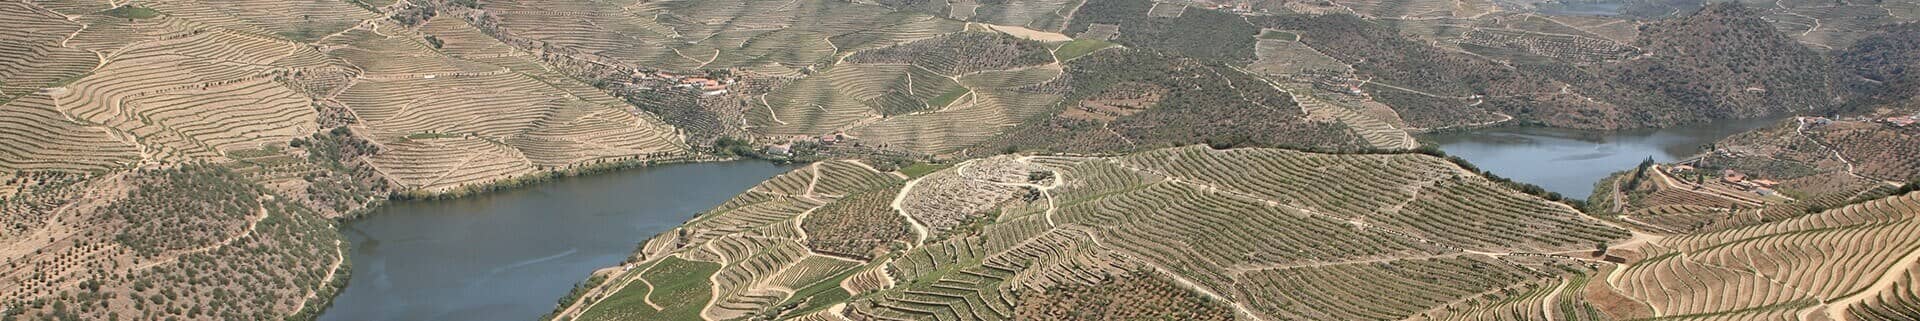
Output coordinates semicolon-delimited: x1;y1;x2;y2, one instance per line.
1418;116;1785;200
290;153;745;320
313;161;789;321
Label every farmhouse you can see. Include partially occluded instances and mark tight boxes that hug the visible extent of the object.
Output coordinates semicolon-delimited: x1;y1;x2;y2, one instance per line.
1721;169;1746;183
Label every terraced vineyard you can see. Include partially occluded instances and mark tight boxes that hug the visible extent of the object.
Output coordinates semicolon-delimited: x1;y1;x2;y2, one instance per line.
0;1;694;319
481;0;963;76
555;160;905;321
328;20;690;193
1609;192;1920;320
560;145;1634;321
1595;117;1920;235
883;0;1085;31
4;0;1920;320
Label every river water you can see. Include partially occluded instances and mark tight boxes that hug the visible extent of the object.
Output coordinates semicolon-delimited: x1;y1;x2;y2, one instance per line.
1420;118;1781;200
318;161;789;321
314;117;1778;320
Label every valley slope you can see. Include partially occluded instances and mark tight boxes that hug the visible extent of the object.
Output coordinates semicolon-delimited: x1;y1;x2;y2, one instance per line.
1;0;1918;320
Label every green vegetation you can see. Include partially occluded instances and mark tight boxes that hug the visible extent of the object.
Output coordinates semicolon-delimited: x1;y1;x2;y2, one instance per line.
1259;30;1299;41
925;86;969;109
770;266;863;316
1838;23;1920;110
1053;39;1115;61
1015;271;1234;320
422;35;444;49
898;162;951;178
713;136;768;159
1064;0;1259;62
10;1;1920;320
1625;156;1657;191
4;164;347;320
803;185;911;259
106;165;268;255
845;31;1055;75
577;257;719;321
986;49;1362;155
100;6;161;19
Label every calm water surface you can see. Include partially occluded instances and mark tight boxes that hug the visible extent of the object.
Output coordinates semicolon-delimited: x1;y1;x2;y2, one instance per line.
1421;118;1781;200
1535;2;1626;16
319;161;789;321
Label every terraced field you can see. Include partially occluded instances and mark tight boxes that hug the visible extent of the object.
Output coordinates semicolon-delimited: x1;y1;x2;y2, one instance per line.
747;31;1067;155
324;20;689;193
144;0;377;42
1597;118;1919;235
1608;192;1920;320
888;0;1084;31
0;2;97;98
5;1;1920;320
1759;3;1920;49
0;3;700;318
560;145;1633;320
481;0;963;76
0;93;141;174
1247;34;1352;75
1807;122;1920;183
556;160;905;321
1273;82;1415;149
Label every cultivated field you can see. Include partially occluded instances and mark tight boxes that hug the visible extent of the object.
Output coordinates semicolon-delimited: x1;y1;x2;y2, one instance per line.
481;0;963;77
1610;192;1920;319
1598;118;1918;234
558;160;904;321
0;2;693;319
5;1;1920;320
561;145;1632;320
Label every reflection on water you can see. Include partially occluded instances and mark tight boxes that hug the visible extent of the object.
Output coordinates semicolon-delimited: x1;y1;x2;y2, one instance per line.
318;161;789;321
1535;0;1626;15
1421;118;1781;200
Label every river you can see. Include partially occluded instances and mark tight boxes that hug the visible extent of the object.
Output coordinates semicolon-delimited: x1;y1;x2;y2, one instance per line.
1421;118;1782;200
317;161;790;321
314;117;1777;320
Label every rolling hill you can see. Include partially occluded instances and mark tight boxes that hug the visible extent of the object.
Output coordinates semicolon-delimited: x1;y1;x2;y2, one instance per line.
0;0;1917;320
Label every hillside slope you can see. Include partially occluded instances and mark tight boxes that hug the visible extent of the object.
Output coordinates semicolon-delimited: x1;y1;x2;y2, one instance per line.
554;145;1633;321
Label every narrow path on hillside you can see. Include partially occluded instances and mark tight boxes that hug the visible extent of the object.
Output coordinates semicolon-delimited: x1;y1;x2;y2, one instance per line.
1794;119;1900;185
890;173;932;247
133;205;270;271
290;241;346;317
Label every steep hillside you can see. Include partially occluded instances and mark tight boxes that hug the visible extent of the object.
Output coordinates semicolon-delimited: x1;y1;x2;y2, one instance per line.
553;144;1920;321
2;165;346;321
0;1;691;319
1589;113;1918;235
1243;4;1846;130
553;145;1631;321
1598;3;1836;124
982;49;1366;155
1;1;1918;320
1837;22;1920;110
